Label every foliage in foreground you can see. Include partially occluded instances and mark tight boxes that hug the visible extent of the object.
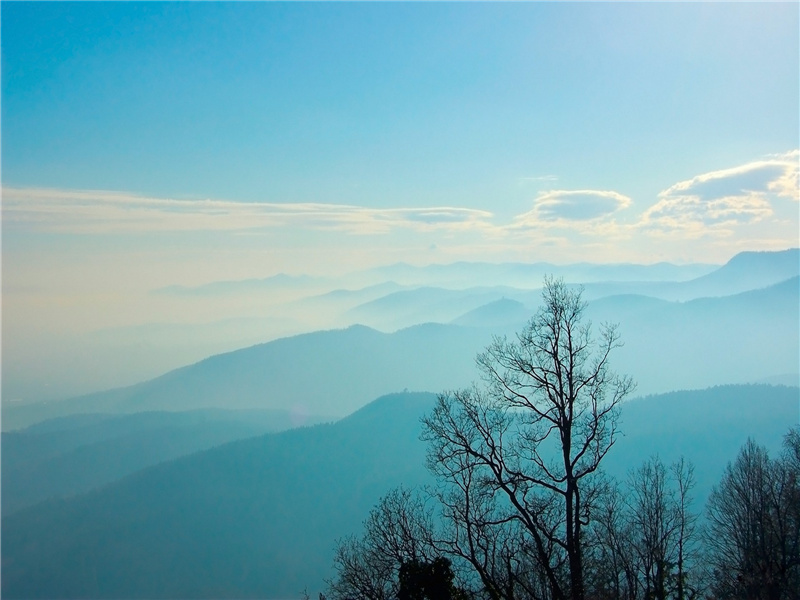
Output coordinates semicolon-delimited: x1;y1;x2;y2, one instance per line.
329;431;800;600
327;279;800;600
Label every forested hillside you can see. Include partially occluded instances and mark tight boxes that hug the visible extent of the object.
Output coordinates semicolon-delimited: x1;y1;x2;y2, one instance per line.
3;385;797;599
2;409;329;516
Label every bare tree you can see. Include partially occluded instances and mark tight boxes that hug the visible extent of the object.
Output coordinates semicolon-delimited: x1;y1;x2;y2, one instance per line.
705;431;800;600
422;277;635;600
629;458;675;600
327;487;438;600
328;534;396;600
628;457;699;600
586;457;699;600
671;458;698;600
585;481;640;600
426;410;559;600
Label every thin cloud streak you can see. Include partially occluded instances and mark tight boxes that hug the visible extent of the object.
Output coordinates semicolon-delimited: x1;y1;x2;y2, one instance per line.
518;175;559;184
507;190;635;242
4;150;796;250
2;188;495;236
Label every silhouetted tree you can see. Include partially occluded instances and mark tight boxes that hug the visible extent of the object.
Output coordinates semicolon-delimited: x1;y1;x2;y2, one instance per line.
705;429;800;600
629;457;699;600
327;487;440;600
586;457;700;600
422;277;635;600
671;458;697;600
585;479;640;600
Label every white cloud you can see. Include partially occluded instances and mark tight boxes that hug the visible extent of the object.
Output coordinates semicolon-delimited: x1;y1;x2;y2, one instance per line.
5;151;795;263
513;189;632;227
641;150;799;237
767;150;800;200
1;187;495;236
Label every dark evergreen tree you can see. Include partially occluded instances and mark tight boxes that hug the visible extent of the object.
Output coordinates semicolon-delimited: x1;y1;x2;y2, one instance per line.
398;558;466;600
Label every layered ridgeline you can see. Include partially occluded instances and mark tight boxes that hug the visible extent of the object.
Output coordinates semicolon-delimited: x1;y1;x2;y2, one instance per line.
5;249;798;430
331;248;800;330
5;248;796;409
2;248;797;598
2;385;797;600
2;324;489;430
1;409;331;516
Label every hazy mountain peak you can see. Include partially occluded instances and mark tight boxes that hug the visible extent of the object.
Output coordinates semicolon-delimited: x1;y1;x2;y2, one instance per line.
725;247;798;266
151;273;323;296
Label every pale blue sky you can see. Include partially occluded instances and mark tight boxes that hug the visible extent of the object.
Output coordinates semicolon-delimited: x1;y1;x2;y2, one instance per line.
1;2;798;327
4;2;797;210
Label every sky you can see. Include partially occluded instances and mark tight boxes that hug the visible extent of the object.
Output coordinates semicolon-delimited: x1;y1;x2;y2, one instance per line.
2;2;799;400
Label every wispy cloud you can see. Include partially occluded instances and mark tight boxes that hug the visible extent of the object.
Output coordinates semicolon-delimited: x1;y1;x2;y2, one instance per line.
517;175;559;184
4;150;796;254
641;150;799;237
1;188;495;236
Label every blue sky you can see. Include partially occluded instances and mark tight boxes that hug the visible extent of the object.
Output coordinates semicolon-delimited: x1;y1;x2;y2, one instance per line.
4;2;797;211
2;2;799;344
4;3;798;265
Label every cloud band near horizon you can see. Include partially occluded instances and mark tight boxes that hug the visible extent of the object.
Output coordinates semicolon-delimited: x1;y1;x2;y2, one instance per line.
3;151;797;242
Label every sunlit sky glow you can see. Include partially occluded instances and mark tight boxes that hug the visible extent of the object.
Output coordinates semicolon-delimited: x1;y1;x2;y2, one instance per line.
1;2;799;399
4;2;798;278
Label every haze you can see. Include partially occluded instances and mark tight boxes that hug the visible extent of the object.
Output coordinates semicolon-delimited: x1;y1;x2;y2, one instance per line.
3;2;798;401
1;3;798;599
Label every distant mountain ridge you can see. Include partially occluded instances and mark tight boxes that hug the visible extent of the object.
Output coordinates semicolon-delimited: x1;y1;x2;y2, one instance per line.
5;267;798;430
346;285;540;330
452;297;532;329
671;248;799;298
364;259;718;288
2;324;491;430
586;275;799;392
580;248;799;301
152;258;721;298
337;249;798;328
6;248;792;406
1;408;330;516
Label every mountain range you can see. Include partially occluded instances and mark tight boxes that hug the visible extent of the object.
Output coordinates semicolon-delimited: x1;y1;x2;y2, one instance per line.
5;248;796;407
5;253;797;430
2;248;798;599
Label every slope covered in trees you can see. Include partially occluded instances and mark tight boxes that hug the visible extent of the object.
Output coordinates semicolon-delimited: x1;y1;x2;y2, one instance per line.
2;385;797;599
328;280;798;600
2;408;329;516
333;431;799;600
